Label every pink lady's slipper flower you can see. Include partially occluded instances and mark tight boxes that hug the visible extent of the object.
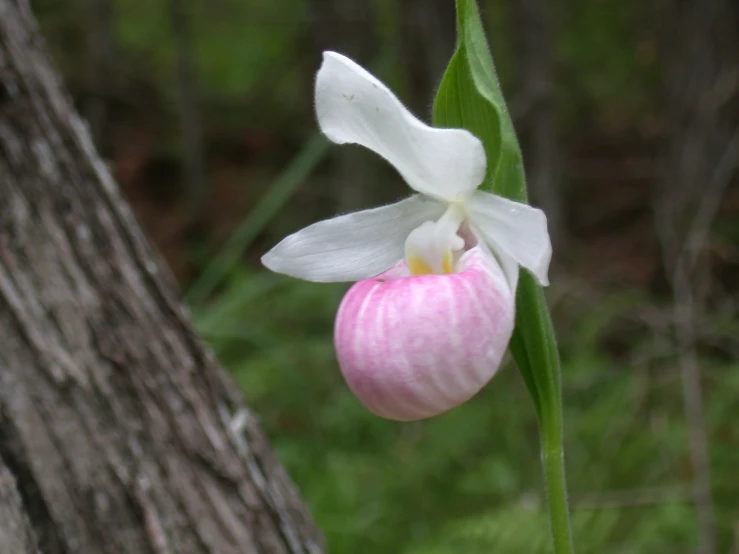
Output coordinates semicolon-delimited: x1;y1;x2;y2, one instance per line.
262;52;552;421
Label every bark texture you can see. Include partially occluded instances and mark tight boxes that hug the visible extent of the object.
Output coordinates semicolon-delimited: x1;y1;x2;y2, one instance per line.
0;461;40;554
0;1;324;553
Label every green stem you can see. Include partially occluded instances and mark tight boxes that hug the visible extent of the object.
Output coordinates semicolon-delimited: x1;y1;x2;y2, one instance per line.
541;403;574;554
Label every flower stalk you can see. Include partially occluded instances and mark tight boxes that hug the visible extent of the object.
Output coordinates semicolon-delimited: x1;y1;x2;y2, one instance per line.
261;0;574;549
262;51;551;422
433;0;575;550
542;403;574;554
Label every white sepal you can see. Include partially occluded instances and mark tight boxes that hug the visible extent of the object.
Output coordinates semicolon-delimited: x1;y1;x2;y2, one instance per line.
261;195;445;282
315;52;486;202
472;229;520;292
467;191;552;286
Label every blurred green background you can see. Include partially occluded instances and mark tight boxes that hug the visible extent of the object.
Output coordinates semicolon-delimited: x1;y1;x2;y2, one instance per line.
35;0;739;552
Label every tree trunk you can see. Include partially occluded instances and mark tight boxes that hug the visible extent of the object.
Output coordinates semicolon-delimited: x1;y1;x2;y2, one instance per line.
0;1;324;553
0;461;40;554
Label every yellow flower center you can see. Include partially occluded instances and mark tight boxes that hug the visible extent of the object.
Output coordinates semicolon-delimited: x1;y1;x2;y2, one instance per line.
404;206;464;276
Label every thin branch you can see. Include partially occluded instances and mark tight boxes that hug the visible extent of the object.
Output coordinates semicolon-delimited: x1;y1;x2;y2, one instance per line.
682;128;739;269
655;1;739;550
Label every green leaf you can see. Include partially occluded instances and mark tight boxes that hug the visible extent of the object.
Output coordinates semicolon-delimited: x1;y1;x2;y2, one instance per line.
433;0;562;418
432;1;573;552
432;0;525;202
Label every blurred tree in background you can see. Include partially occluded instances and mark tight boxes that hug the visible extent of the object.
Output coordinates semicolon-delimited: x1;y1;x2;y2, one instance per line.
33;0;739;551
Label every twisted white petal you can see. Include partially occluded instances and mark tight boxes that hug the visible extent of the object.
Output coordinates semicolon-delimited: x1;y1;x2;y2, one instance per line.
261;195;446;282
404;206;465;275
315;52;486;202
467;191;552;285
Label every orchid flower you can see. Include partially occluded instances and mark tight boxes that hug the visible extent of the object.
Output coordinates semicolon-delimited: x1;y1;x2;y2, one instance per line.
262;52;552;421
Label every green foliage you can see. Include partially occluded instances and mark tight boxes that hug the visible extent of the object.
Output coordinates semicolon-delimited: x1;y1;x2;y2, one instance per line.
432;0;562;426
557;0;660;131
404;503;700;554
34;0;739;551
193;272;737;553
186;135;330;305
115;0;307;101
433;3;571;550
433;0;525;201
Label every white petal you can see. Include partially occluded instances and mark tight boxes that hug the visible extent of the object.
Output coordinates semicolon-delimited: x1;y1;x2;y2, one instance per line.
404;204;465;275
315;52;486;202
467;191;552;286
262;195;446;282
471;232;520;292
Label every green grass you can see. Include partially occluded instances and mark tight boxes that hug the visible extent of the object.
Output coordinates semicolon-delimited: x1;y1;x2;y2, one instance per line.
192;271;738;553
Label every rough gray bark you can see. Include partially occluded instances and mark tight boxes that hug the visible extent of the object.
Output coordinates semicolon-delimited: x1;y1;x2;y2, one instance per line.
0;1;324;553
0;461;40;554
